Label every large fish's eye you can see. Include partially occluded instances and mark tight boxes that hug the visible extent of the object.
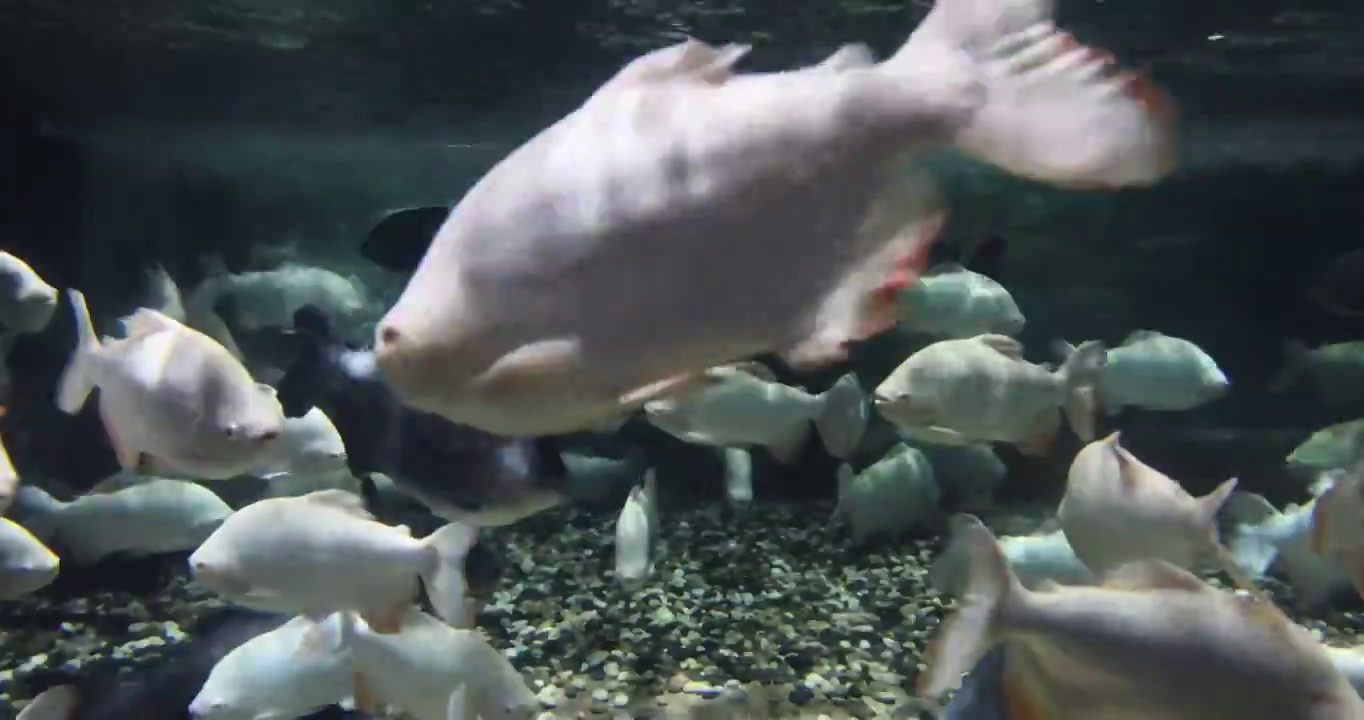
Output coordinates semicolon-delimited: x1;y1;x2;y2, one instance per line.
222;423;240;438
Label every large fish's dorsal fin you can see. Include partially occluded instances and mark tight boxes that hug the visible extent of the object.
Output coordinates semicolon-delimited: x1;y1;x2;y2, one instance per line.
1100;560;1206;593
975;334;1024;360
921;262;967;277
299;489;374;520
1120;329;1162;346
725;360;777;382
119;307;180;339
812;43;876;72
602;39;751;91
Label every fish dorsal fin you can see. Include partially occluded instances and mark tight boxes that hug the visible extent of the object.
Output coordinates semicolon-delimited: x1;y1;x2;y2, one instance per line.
1032;516;1062;534
726;360;777;382
1120;330;1162;345
120;307;180;339
1101;560;1206;593
814;43;876;72
922;262;967;277
603;39;750;91
299;489;373;519
975;334;1024;360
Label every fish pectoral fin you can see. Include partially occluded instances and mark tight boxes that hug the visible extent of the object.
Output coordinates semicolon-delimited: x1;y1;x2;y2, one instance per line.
98;404;143;470
617;372;715;409
1099;560;1206;593
902;425;971;446
474;338;583;400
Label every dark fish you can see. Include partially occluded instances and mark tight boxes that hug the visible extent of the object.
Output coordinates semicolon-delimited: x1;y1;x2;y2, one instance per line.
939;644;1008;720
359;206;449;273
274;304;573;526
1305;247;1364;318
14;608;366;720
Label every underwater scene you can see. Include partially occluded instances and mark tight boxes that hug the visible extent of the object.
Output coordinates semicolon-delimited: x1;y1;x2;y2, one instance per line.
3;0;1364;718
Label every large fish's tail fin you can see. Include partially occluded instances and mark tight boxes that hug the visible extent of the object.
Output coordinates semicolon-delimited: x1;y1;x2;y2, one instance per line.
1195;477;1265;595
814;372;869;461
917;514;1026;699
889;0;1177;189
54;289;102;415
420;522;480;628
1057;339;1106;442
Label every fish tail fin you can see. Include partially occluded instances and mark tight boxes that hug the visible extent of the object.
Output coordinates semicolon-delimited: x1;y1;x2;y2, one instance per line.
894;0;1176;187
420;521;480;628
55;289;102;415
723;447;754;511
917;514;1025;698
814;372;869;461
765;419;811;466
828;463;855;529
1224;492;1283;579
927;514;978;596
1268;339;1311;393
1196;477;1263;593
16;684;80;720
1057;339;1106;441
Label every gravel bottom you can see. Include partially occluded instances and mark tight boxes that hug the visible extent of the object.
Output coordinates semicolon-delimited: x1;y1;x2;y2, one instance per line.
2;501;1363;718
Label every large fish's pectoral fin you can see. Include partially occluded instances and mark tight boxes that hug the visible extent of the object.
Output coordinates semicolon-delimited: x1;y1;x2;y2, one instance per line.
98;403;144;470
473;338;582;401
617;371;716;409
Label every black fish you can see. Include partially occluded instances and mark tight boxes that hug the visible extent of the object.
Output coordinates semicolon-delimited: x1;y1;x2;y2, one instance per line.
15;608;366;720
359;206;449;273
273;305;574;526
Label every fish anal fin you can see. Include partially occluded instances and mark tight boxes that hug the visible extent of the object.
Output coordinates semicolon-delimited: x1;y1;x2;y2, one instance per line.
99;404;142;470
976;333;1025;359
1100;560;1205;593
119;307;179;338
618;372;714;408
1309;500;1331;556
474;338;582;401
1001;658;1053;720
1014;417;1057;458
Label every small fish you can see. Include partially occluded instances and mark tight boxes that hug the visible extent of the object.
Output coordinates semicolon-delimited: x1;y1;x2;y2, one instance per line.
190;258;370;334
917;516;1364;719
1058;433;1249;588
614;471;658;586
274;306;575;528
372;0;1175;436
360;206;451;274
643;364;868;464
12;480;232;566
0;516;59;598
55;289;285;480
0;251;58;335
1289;419;1364;476
903;439;1006;511
347;608;539;720
1054;330;1229;416
722;447;754;511
188;613;354;719
832;443;940;543
873;334;1105;456
189;490;478;630
14;607;360;720
897;251;1025;338
1225;488;1348;610
249;407;350;479
1271;339;1364;407
929;515;1093;596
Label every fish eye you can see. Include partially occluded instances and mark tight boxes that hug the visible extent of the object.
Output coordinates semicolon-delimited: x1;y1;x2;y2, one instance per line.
222;423;240;438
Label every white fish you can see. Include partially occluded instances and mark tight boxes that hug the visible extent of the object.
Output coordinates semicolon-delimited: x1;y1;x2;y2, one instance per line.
897;263;1024;337
615;471;658;585
1225;489;1348;610
0;431;16;515
917;515;1364;719
191;259;369;333
930;515;1092;596
249;407;349;479
644;365;867;464
55;289;286;480
903;439;1006;510
189;490;478;630
372;0;1176;437
15;480;231;565
873;334;1105;456
722;447;754;511
188;613;354;720
0;251;58;335
347;608;539;720
1055;330;1229;415
1057;433;1248;587
0;517;59;598
832;443;940;543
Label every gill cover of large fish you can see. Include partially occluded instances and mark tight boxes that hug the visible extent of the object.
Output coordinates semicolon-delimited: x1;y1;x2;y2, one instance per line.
372;0;1177;436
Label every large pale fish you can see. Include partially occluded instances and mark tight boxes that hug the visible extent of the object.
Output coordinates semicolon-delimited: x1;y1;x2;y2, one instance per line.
832;442;940;543
1055;330;1229;415
917;515;1364;720
1057;433;1246;585
371;0;1176;436
248;406;349;479
188;489;478;631
0;251;58;335
873;334;1105;455
643;364;867;463
54;289;285;480
0;516;59;598
187;613;353;719
1306;465;1364;601
14;480;231;566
